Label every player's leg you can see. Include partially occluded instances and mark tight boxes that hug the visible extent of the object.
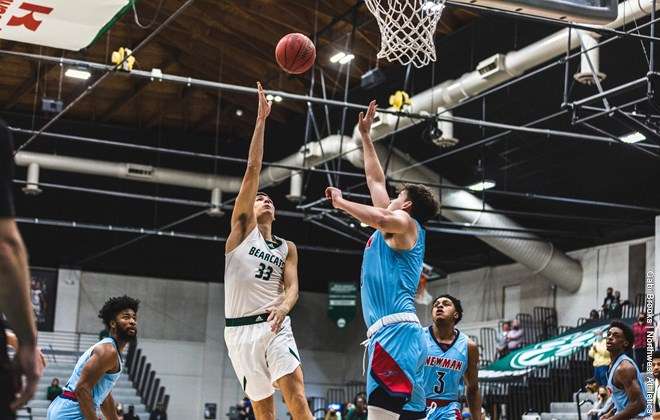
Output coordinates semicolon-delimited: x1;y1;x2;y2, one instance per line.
267;317;312;419
366;324;426;419
225;325;276;419
276;366;313;419
251;395;276;420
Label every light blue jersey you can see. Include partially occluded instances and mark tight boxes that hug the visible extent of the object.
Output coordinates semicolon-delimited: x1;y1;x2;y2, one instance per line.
361;220;427;413
423;328;469;420
47;337;123;419
607;353;650;418
361;220;425;327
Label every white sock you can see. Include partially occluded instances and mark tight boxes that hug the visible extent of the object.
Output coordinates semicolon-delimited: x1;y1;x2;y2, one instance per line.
368;405;399;420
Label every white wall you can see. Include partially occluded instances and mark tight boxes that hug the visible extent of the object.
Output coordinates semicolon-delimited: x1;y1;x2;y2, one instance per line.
425;236;654;328
53;269;81;332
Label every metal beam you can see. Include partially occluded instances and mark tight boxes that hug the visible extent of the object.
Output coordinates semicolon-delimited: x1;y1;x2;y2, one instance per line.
13;0;198;154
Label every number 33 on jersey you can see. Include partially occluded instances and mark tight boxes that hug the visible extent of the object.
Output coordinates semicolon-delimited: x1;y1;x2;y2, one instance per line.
224;227;289;318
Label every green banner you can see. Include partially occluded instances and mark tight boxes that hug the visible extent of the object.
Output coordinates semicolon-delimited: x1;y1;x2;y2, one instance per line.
328;282;357;328
479;320;610;380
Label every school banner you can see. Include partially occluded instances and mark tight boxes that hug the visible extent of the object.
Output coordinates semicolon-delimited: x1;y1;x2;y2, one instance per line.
30;268;58;332
328;282;357;328
479;321;610;380
0;0;135;50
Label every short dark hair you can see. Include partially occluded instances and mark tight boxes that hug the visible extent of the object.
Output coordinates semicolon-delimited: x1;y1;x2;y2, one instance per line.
652;350;660;360
401;184;439;223
98;295;140;329
609;320;634;350
433;294;463;324
256;192;270;199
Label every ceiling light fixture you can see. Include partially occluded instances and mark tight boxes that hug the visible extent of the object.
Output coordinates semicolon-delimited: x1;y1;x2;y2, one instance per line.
338;54;355;64
619;131;646;143
65;68;91;80
467;180;496;192
330;52;346;63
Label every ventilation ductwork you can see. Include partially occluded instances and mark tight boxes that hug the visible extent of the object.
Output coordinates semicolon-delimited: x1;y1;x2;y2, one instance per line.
574;32;606;85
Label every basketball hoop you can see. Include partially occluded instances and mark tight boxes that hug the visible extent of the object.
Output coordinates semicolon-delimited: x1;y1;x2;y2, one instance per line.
364;0;446;68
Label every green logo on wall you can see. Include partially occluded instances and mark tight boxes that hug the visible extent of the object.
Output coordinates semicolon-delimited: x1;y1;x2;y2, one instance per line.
480;322;609;379
328;282;357;328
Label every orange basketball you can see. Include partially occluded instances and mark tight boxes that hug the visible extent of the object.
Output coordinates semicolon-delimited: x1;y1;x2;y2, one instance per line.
275;33;316;75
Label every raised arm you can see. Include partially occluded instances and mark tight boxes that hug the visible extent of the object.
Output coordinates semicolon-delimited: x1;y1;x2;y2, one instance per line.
267;241;300;332
358;100;390;208
75;344;119;420
226;82;271;253
609;361;646;420
325;187;413;234
465;340;483;420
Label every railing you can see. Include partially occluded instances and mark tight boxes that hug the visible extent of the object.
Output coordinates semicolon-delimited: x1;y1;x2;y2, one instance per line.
480;346;593;420
126;346;170;413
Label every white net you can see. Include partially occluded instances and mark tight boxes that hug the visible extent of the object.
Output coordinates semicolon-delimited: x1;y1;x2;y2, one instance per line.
364;0;446;68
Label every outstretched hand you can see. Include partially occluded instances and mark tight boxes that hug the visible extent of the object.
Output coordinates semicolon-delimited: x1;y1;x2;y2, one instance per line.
358;100;377;137
256;81;271;121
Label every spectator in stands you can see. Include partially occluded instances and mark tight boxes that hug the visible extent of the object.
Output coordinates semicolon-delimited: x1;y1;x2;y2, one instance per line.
587;387;612;420
149;402;167;420
496;321;511;359
585;377;599;397
324;404;341;420
602;288;615;310
116;403;125;420
589;331;611;386
589;310;601;323
46;377;62;401
124;405;140;420
237;397;255;420
607;291;624;319
345;393;367;420
633;312;651;372
507;319;524;351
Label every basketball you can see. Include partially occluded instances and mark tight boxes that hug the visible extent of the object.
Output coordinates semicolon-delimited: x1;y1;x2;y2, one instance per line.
275;33;316;74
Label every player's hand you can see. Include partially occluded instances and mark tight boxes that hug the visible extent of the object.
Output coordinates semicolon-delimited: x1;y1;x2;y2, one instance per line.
358;100;377;138
256;81;272;121
325;187;343;207
267;306;287;333
10;343;44;411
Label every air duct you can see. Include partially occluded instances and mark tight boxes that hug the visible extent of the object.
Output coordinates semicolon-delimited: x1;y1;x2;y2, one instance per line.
14;151;243;192
574;32;606;85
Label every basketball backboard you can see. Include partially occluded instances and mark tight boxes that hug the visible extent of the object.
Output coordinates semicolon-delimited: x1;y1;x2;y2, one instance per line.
449;0;618;24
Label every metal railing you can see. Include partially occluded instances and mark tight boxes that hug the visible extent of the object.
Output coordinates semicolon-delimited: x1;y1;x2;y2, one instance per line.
480;342;594;420
126;346;170;413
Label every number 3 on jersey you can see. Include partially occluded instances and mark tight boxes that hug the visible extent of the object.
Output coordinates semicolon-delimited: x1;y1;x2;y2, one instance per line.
255;263;273;280
434;371;446;394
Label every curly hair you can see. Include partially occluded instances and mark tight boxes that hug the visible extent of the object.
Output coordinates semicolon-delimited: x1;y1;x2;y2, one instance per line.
98;295;140;329
400;184;439;223
433;294;463;324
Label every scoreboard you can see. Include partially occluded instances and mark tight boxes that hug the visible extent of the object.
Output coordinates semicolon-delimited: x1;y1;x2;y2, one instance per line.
449;0;619;24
